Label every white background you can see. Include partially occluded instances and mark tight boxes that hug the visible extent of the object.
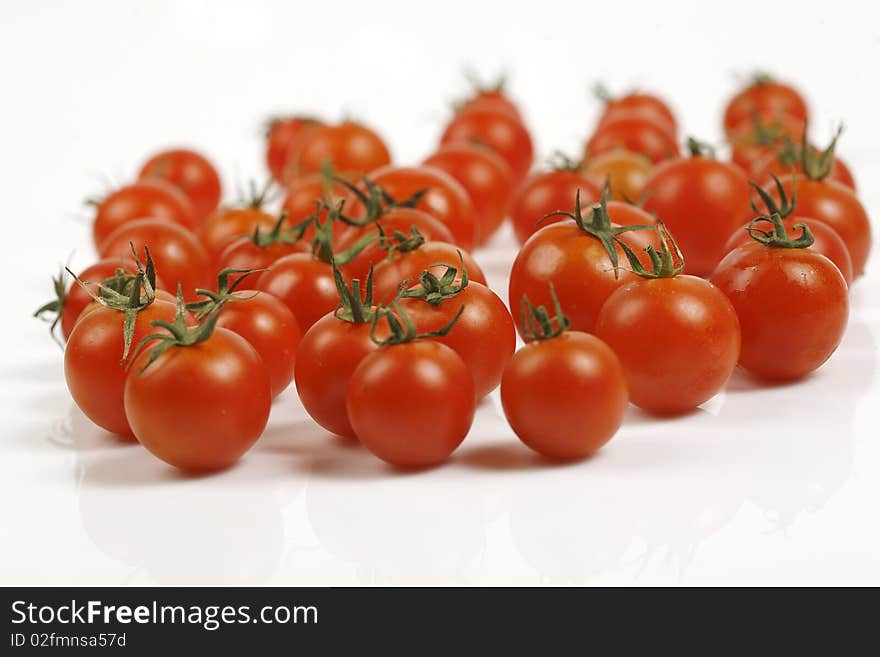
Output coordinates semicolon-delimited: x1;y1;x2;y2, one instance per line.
1;0;879;585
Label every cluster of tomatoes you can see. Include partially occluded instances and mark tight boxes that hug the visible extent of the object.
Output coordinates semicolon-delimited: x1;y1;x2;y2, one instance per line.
37;73;872;471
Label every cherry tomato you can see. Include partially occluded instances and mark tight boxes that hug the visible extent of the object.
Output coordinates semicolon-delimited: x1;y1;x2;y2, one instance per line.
441;108;533;182
138;148;222;222
372;241;486;304
501;330;627;460
595;275;740;414
766;176;871;276
711;222;848;380
586;116;679;164
216;233;310;273
510;169;602;244
281;172;348;232
459;90;521;120
65;299;178;436
583;150;653;203
597;90;678;139
423;142;515;244
723;76;808;136
255;254;336;331
265;115;322;183
98;218;212;301
398;281;515;400
727;114;806;174
197;205;277;261
751;148;856;192
125;327;271;470
53;259;136;340
642;153;752;276
293;121;391;179
347;340;475;468
92;179;196;248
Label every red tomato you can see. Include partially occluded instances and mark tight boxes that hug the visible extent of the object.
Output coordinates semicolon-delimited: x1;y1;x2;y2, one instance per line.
347;340;475;468
501;330;627;460
398;281;515;400
255;254;336;331
293;121;391;179
138;148;222;222
65;299;178;436
353;165;477;250
216;232;310;273
751;148;856;192
642;154;752;276
459;90;521;120
586;116;679;164
423;142;515;244
125;327;271;470
265;115;322;183
92;179;196;248
723;76;808;136
441;108;533;182
510;169;602;244
598;91;678;139
583;150;653;202
197;206;277;261
281;172;348;229
372;241;486;304
595;275;740;414
711;223;848;380
766;176;871;276
98;218;212;301
727;114;806;174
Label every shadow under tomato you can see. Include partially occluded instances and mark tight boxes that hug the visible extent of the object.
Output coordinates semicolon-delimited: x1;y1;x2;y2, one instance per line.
454;441;580;472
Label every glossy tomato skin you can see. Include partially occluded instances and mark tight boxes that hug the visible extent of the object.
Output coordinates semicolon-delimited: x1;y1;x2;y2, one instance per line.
197;207;277;261
710;244;848;380
441;108;533;182
125;328;271;470
510;170;602;245
767;176;871;276
346;341;475;468
599;92;678;138
61;259;135;340
372;241;487;304
98;218;212;301
751;150;856;192
722;217;853;285
139;149;221;223
336;207;455;282
265;116;322;183
643;157;752;277
501;331;628;460
594;276;740;414
459;91;521;121
92;179;196;248
727;114;806;175
583;150;653;202
359;165;477;251
64;299;178;437
293;121;391;179
398;282;515;400
586;116;679;164
723;80;808;135
294;314;378;439
215;291;301;397
423;142;515;244
216;235;310;273
255;254;336;331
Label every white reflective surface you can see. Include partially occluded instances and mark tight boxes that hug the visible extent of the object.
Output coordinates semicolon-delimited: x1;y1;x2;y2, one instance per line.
1;0;879;586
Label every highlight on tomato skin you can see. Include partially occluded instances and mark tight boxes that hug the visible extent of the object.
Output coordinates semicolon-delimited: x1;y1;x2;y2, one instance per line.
138;148;223;223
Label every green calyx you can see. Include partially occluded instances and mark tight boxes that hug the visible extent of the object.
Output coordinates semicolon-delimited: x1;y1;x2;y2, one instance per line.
616;222;685;279
332;174;427;227
186;268;263;320
746;213;814;249
519;283;570;341
800;127;842;181
308;200;377;266
376;223;426;259
33;267;69;346
250;210;310;249
399;253;469;305
465;69;507;95
548;151;584;172
369;300;464;347
750;174;795;218
751;72;774;86
235;179;275;210
333;262;376;324
686;137;716;158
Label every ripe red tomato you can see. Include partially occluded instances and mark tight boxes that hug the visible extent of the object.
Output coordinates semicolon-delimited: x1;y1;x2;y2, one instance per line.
293;121;391;179
265;115;322;183
597;91;678;139
138;148;222;222
440;108;534;182
510;169;602;244
595;274;740;414
751;148;856;192
372;241;486;303
723;76;808;135
98;218;212;301
197;205;277;261
125;327;271;470
92;179;196;248
583;150;653;202
216;229;310;273
459;90;521;120
711;218;848;380
282;172;348;225
423;142;515;244
766;176;871;276
398;280;515;400
65;298;178;436
586;116;679;163
354;165;477;250
501;328;627;460
727;114;806;174
255;254;336;331
642;152;752;276
347;340;475;468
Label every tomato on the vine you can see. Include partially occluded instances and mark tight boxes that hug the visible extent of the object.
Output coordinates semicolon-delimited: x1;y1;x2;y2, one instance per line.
138;148;222;222
727;114;806;175
197;184;278;260
292;121;391;179
440;108;533;182
265;115;322;183
723;74;808;135
216;213;311;273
